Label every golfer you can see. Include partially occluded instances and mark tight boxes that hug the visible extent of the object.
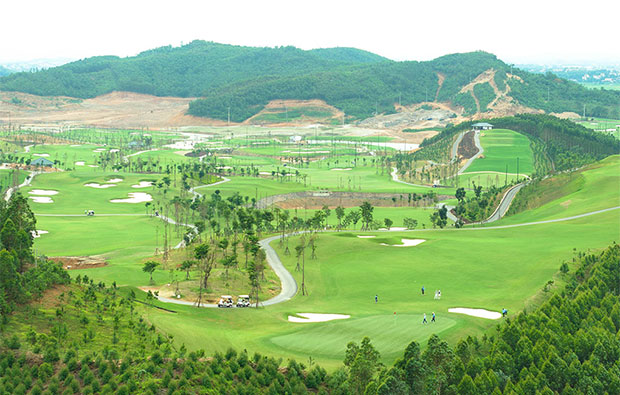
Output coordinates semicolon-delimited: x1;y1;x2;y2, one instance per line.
422;313;427;324
431;312;436;323
421;286;425;295
375;295;378;303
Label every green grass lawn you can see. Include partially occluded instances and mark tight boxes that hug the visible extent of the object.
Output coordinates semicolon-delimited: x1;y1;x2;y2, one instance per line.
142;209;619;368
465;129;534;175
23;170;187;214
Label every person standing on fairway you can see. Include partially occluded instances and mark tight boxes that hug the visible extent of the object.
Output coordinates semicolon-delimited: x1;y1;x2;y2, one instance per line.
375;295;378;303
431;312;436;323
422;313;427;324
421;286;425;295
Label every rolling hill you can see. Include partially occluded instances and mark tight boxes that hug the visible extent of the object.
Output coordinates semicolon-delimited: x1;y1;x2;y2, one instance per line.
2;41;620;123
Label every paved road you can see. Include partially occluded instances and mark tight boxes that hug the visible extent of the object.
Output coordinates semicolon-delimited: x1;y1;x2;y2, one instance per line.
480;183;526;224
4;171;39;201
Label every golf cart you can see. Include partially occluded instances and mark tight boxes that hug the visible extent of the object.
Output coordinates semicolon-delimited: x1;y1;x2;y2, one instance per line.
236;295;251;308
217;295;234;308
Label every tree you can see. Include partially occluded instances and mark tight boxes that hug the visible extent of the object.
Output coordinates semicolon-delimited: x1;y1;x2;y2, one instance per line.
344;337;381;394
194;243;215;307
179;260;195;280
142;261;158;285
360;202;374;230
384;218;393;230
335;206;345;230
403;217;418;230
321;205;331;228
455;187;466;202
347;209;361;230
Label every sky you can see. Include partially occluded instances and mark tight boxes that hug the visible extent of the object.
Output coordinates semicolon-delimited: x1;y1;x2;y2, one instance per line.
2;0;619;66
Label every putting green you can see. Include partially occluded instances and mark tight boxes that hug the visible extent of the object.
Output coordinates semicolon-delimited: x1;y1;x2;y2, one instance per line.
270;314;456;359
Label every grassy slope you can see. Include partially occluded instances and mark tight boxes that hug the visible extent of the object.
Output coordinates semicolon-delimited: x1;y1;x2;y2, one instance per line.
497;155;620;225
465;128;534;175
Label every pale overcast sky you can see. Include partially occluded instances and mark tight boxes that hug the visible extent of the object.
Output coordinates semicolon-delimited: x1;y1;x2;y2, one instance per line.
2;0;619;65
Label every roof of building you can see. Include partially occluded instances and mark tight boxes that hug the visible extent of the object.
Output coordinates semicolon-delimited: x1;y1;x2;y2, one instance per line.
31;157;54;166
472;122;494;127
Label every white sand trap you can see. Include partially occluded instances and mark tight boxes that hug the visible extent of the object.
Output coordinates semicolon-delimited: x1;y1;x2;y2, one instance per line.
448;308;502;320
88;165;99;168
109;149;120;153
32;230;49;238
29;189;59;196
33;153;50;157
132;181;153;188
84;183;116;189
93;148;106;153
110;192;152;203
357;235;376;238
106;178;123;183
331;168;352;171
259;171;273;175
29;196;53;203
70;144;81;147
75;161;85;166
216;166;232;170
288;313;350;323
218;156;232;159
381;238;426;247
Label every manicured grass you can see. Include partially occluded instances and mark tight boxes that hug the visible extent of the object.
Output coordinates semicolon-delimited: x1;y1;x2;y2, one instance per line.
23;170;186;214
454;172;522;190
466;129;534;175
34;214;173;264
142;208;619;368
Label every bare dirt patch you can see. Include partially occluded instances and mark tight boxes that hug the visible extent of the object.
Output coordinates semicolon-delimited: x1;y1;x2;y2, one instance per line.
0;91;227;129
244;99;343;126
49;256;108;270
457;131;478;159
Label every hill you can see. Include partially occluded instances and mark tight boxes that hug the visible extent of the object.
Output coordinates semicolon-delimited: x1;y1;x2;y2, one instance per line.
0;41;388;99
2;42;620;125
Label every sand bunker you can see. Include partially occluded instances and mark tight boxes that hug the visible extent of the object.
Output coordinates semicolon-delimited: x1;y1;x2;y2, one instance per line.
381;239;426;247
109;149;120;153
88;165;99;168
331;168;352;171
70;144;81;147
29;189;58;195
288;313;351;323
29;196;53;203
75;161;85;166
84;183;116;189
132;181;153;188
357;235;376;238
448;308;501;320
106;178;123;183
32;230;49;238
218;156;232;159
93;148;106;153
110;192;152;203
33;153;50;157
379;227;408;231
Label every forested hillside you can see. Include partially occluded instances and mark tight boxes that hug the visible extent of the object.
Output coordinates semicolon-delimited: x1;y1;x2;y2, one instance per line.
3;42;620;123
188;51;507;122
0;40;388;98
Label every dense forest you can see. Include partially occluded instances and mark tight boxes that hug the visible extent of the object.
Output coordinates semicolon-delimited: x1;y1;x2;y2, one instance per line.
0;41;387;98
3;42;620;122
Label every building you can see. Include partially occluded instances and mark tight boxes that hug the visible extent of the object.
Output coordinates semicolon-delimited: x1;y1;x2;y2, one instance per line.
472;122;493;130
30;157;54;167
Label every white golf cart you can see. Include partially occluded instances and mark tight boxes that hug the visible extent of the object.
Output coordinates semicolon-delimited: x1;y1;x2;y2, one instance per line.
236;295;251;308
217;295;234;308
